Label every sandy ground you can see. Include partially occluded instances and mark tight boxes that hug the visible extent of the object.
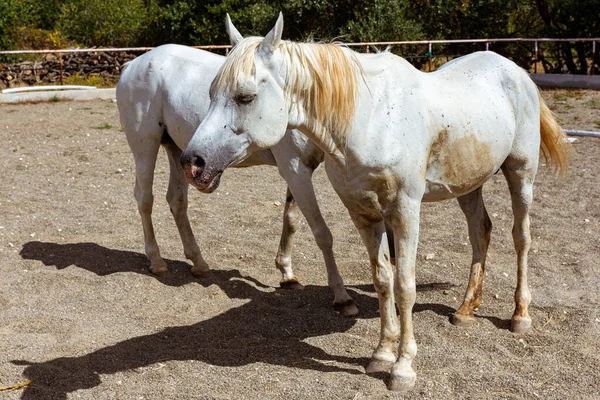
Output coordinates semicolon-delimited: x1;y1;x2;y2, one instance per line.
0;90;599;399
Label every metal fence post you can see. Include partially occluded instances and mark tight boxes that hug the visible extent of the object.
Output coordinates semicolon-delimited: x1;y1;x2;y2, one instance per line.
58;52;64;85
428;42;433;72
592;40;596;75
534;41;539;74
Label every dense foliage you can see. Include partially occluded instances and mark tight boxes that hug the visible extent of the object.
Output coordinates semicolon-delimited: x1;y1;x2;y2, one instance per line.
0;0;598;73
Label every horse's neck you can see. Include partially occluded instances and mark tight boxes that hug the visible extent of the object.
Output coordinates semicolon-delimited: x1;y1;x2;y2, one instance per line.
289;51;423;169
290;116;346;168
281;48;344;166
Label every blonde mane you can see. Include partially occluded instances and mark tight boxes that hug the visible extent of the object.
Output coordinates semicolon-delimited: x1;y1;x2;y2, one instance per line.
210;38;361;146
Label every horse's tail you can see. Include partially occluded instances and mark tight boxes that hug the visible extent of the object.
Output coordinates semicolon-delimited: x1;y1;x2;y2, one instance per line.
538;90;569;176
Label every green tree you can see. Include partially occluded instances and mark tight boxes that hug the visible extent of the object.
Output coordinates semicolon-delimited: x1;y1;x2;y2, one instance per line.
533;0;600;73
1;0;67;58
140;0;279;46
343;0;422;43
2;0;597;74
57;0;149;47
404;0;517;58
0;0;19;50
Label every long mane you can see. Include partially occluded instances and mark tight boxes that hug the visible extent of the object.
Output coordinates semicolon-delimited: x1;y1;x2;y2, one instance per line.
210;38;361;146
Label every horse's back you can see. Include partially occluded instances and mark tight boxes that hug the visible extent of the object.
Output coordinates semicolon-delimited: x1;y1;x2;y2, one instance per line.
117;44;224;149
118;44;223;94
433;51;541;157
420;52;540;200
432;51;538;114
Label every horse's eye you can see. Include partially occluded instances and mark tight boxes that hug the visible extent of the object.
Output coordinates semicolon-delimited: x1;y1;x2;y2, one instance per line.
236;93;256;105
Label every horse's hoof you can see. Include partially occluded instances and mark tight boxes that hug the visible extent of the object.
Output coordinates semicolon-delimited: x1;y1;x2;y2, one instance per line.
366;358;394;375
388;369;416;392
280;280;305;291
334;299;359;317
511;315;532;334
451;312;476;327
190;259;210;277
150;263;169;277
191;267;212;278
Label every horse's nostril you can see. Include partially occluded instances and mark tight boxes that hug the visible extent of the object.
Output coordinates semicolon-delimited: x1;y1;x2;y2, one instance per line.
181;151;205;174
193;155;206;170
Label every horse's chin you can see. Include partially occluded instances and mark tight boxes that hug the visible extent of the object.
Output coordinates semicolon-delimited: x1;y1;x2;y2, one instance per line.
196;172;222;193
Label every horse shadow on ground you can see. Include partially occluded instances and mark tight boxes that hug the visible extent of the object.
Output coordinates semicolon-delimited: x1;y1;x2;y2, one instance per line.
16;241;475;399
20;241;202;287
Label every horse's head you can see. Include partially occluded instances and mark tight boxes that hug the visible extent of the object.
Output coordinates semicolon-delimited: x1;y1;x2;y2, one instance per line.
181;13;288;193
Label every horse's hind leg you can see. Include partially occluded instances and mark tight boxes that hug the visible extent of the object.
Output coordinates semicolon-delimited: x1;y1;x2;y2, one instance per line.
163;139;209;276
128;128;168;276
452;187;492;327
275;188;304;290
502;161;535;334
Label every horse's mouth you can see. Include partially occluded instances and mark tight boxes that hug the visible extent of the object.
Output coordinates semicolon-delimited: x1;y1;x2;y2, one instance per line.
195;172;222;193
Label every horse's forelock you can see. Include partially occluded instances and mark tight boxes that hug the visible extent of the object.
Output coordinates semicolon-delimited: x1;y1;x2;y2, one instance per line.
210;37;262;96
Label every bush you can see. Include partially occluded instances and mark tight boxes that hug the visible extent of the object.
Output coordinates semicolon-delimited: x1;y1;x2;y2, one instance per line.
10;27;77;50
57;0;149;47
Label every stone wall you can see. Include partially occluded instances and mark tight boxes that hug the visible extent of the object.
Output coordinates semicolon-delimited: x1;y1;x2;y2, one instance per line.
0;51;138;89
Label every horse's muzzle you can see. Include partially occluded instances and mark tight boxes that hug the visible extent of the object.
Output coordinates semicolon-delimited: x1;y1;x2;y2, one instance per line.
181;153;223;193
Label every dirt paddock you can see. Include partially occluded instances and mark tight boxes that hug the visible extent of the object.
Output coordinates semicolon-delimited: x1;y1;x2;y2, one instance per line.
1;90;599;399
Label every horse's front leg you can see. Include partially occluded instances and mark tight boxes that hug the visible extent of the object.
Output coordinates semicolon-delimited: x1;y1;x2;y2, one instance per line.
127;126;168;276
350;217;399;373
164;141;209;276
388;194;421;392
277;159;357;316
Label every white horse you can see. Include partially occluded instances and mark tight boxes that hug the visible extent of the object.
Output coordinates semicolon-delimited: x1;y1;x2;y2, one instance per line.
180;14;569;391
116;44;357;316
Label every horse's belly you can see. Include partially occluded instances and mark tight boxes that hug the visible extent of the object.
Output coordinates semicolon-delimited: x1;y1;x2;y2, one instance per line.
423;133;503;201
423;176;493;201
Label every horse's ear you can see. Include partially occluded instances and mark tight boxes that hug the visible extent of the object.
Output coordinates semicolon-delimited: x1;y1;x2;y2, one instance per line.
225;14;243;47
258;12;283;57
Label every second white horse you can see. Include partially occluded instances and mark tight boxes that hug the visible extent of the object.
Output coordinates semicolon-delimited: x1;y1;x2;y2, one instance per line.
116;44;357;316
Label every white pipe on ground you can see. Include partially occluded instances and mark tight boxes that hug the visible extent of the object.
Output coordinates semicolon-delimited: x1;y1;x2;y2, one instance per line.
2;85;97;94
564;130;600;138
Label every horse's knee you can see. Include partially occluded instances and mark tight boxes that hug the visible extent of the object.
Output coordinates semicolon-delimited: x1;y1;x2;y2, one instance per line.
166;192;186;214
135;193;153;215
312;225;333;250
